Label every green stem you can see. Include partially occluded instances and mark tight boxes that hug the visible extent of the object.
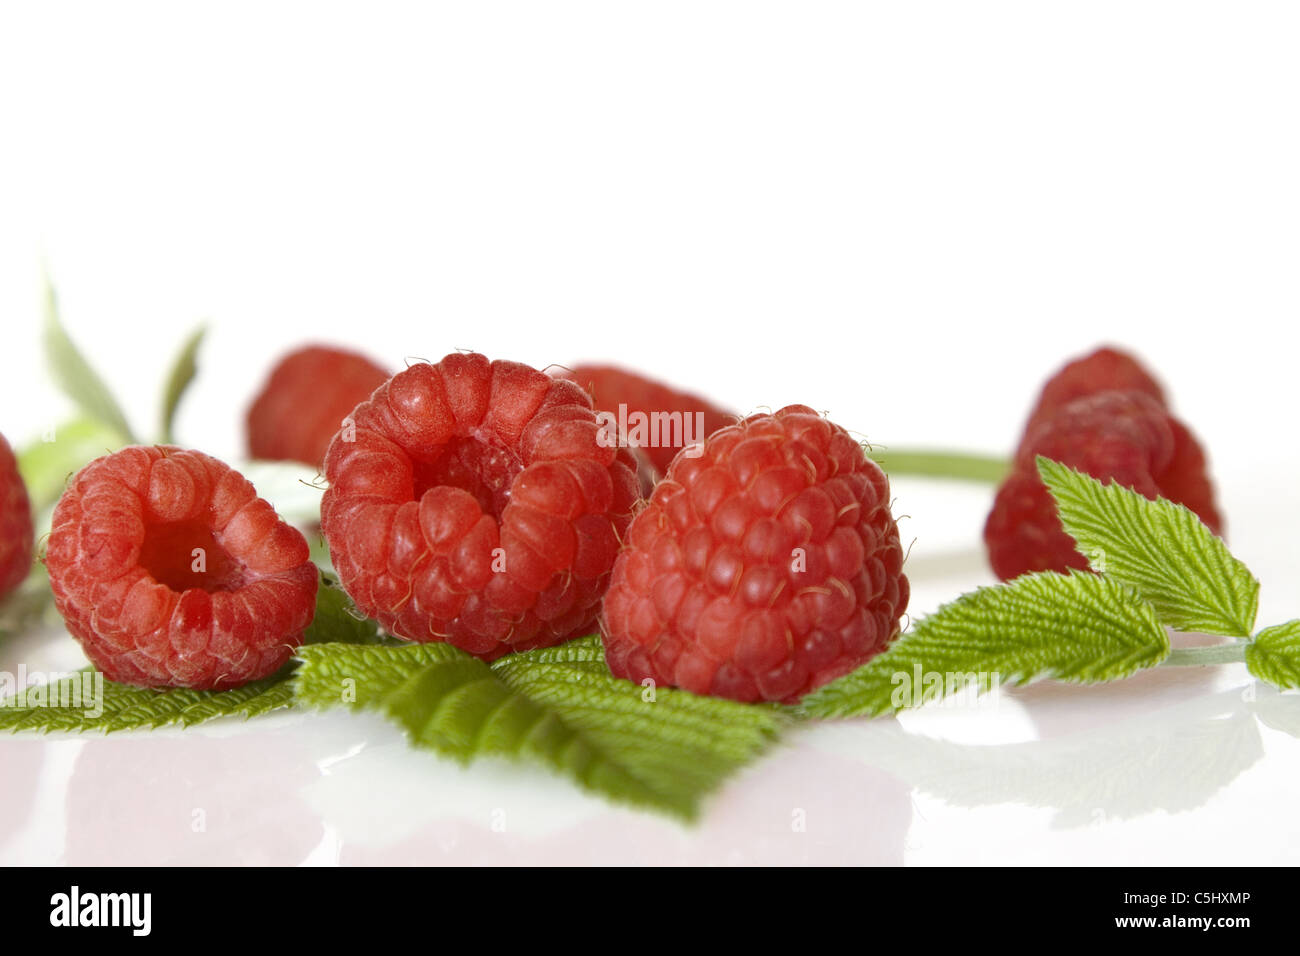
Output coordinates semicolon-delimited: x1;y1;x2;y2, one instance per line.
868;449;1010;484
1161;643;1248;667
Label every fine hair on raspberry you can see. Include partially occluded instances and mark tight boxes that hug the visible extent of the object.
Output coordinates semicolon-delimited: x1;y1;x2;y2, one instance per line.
601;404;910;703
320;352;641;659
45;446;319;689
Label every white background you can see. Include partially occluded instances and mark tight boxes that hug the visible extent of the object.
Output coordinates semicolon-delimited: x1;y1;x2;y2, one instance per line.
1;1;1298;866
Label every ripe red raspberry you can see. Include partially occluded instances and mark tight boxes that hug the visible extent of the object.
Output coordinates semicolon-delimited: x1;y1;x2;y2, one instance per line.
601;405;909;703
247;345;389;468
985;389;1223;580
558;364;734;478
1155;418;1223;533
45;446;319;689
320;352;641;659
0;433;34;601
1022;346;1166;437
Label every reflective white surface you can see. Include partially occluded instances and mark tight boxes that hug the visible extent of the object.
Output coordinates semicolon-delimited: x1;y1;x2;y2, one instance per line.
4;475;1297;866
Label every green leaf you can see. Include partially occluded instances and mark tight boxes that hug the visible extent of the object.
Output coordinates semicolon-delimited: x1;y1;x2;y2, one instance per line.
307;532;333;572
0;565;58;639
239;460;325;526
293;635;785;820
0;671;293;734
159;325;206;443
16;418;123;512
798;571;1171;720
1246;621;1300;690
42;276;135;443
1039;457;1259;637
0;577;380;732
302;574;387;645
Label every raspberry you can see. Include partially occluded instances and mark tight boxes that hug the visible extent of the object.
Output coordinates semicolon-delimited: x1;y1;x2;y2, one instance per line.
1155;418;1224;533
1022;346;1166;437
601;405;909;703
558;364;734;478
0;433;34;601
247;345;389;467
320;352;641;660
45;446;319;689
985;386;1224;581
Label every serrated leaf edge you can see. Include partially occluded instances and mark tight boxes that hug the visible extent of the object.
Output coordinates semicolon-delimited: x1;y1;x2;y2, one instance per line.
1039;457;1259;637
